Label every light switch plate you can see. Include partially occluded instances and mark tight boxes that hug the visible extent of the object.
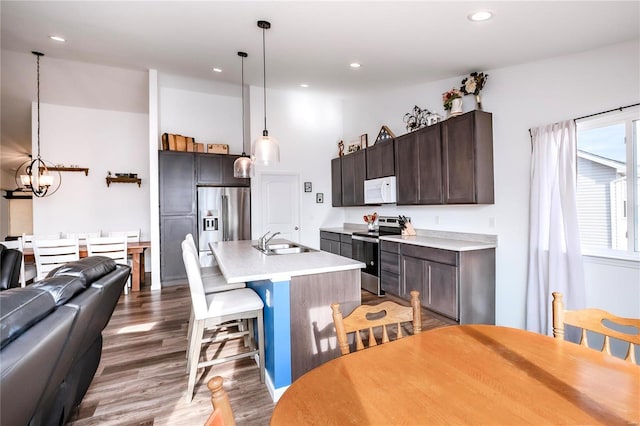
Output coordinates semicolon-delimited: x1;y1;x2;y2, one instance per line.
316;193;324;203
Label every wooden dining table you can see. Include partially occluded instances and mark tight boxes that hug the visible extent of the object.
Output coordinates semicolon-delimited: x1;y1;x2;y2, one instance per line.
23;241;151;292
270;324;640;425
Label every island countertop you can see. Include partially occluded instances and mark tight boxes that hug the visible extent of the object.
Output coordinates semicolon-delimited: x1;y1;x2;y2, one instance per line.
209;239;365;284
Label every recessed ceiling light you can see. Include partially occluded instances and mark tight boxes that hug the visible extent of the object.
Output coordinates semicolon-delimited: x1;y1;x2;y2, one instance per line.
300;83;309;88
49;35;66;42
212;68;222;73
468;11;493;22
350;62;361;69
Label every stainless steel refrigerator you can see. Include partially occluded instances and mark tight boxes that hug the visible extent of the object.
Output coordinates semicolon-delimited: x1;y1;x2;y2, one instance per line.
197;187;251;267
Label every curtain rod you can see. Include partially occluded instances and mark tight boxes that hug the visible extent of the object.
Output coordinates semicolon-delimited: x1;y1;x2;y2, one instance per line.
573;102;639;122
528;102;640;136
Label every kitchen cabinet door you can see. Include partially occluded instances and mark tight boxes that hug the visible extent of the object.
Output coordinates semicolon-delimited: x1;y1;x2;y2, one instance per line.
221;155;250;186
426;261;458;320
341;150;366;206
395;126;442;205
366;140;395;179
400;255;426;304
159;151;195;216
320;231;341;255
441;110;494;204
340;234;352;258
160;215;196;282
196;153;223;184
380;241;400;296
331;157;343;207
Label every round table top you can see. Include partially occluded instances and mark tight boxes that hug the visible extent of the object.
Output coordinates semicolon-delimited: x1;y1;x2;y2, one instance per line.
270;324;640;425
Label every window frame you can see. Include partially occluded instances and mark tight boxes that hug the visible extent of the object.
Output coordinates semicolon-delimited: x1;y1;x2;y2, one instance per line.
575;106;640;262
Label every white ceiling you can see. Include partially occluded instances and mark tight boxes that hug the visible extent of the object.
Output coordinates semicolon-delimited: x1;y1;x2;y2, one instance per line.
2;1;638;95
0;1;638;178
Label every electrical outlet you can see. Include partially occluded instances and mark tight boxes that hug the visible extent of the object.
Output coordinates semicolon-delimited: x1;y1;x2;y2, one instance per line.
316;193;324;203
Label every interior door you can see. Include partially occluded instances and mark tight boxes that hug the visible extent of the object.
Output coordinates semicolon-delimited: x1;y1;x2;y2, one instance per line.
259;173;301;242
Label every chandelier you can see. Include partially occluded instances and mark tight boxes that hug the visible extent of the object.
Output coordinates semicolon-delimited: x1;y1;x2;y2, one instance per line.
15;51;61;197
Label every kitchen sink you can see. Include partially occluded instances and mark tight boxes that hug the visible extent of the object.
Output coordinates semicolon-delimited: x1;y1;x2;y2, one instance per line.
253;242;317;255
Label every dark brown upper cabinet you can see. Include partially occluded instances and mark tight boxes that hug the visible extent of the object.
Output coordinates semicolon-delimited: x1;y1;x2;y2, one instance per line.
441;110;494;204
197;153;249;187
331;157;343;207
395;124;443;205
366;140;395;179
341;150;366;206
395;110;493;205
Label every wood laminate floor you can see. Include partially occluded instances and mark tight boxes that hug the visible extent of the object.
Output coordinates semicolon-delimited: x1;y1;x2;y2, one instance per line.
68;278;449;426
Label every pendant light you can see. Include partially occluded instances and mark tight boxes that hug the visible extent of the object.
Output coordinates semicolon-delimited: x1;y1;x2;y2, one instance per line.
252;20;279;166
15;51;61;197
233;51;252;178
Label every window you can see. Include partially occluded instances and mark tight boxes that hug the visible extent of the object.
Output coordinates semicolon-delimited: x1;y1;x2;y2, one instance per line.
576;106;639;258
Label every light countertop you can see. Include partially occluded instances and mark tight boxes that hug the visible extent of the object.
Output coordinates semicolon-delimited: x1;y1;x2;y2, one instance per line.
379;235;496;251
209;239;365;283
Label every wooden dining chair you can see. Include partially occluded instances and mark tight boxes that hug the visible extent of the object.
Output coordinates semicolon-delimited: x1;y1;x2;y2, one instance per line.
331;291;422;356
552;292;640;363
204;376;236;426
33;237;80;280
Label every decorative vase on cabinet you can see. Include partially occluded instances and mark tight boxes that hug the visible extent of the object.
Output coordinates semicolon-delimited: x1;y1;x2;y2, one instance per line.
450;98;463;117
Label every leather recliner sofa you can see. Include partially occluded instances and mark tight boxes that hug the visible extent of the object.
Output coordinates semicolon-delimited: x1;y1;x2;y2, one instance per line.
0;256;130;426
0;243;22;290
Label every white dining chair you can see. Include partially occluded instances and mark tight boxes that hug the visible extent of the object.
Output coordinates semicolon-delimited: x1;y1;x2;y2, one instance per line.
65;231;101;244
22;232;61;249
182;236;247;367
33;237;80;280
184;233;222;278
86;236;130;294
182;239;264;402
2;238;29;287
107;229;140;243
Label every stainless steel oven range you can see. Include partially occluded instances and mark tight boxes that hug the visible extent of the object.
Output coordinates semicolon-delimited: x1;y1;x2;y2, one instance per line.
351;215;404;296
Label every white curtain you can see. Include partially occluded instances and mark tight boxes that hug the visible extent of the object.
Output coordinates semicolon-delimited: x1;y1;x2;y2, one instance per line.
526;120;585;335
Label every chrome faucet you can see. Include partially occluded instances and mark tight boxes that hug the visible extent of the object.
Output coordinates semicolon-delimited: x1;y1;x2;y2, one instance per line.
259;231;281;250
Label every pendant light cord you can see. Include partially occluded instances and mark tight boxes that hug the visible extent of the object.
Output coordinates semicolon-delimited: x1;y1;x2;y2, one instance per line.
241;54;246;153
262;25;268;136
36;52;41;160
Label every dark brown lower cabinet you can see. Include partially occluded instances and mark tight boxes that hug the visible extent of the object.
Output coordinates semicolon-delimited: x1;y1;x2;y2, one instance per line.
339;234;352;258
320;231;341;255
380;240;400;295
399;243;495;324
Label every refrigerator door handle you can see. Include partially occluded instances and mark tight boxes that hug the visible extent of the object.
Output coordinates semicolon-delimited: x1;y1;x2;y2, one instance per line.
221;195;229;241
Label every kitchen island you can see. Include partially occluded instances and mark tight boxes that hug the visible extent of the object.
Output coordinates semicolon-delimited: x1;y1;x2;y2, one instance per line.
209;239;364;401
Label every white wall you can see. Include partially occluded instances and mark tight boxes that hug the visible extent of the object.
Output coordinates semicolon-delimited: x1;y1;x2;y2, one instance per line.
341;40;640;328
32;103;150;243
249;87;344;247
159;85;242;151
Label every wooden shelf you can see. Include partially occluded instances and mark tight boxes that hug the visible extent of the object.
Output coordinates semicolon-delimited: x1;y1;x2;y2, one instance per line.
106;176;142;187
41;167;89;176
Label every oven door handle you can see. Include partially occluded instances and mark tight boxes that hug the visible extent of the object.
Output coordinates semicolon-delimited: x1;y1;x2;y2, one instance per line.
351;235;379;244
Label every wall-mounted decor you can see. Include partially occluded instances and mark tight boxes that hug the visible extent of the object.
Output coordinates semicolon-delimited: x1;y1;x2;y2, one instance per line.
304;182;312;192
106;171;141;187
375;125;395;143
360;134;368;149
